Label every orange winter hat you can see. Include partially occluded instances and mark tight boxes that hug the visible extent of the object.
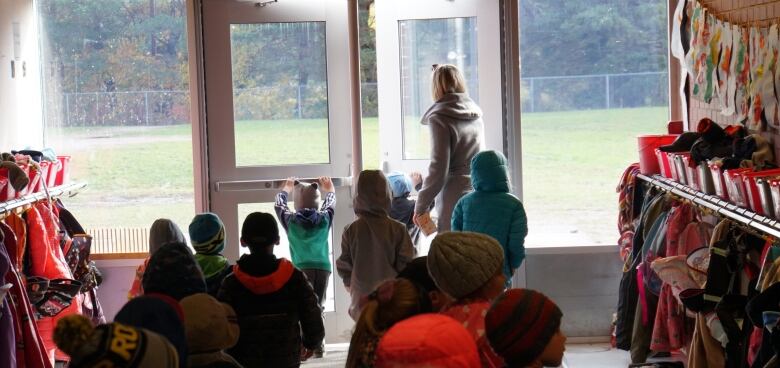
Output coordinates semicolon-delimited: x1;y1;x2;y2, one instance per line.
374;314;480;368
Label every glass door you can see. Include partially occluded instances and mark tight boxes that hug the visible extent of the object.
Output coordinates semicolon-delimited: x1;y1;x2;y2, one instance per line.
201;0;355;342
375;0;503;174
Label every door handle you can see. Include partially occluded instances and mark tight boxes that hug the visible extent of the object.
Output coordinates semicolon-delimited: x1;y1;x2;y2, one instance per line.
215;177;353;192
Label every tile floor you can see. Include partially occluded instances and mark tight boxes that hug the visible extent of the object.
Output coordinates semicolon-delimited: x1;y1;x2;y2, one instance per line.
301;343;639;367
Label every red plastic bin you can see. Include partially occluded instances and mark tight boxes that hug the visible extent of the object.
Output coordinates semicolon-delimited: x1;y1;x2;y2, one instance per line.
709;162;729;200
770;179;780;219
741;169;780;215
724;168;752;207
44;160;60;188
681;155;700;191
670;153;691;186
54;155;71;186
655;149;674;178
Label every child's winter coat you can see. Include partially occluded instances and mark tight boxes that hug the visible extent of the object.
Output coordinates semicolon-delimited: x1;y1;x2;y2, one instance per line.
274;189;336;272
217;252;324;368
336;170;414;319
451;150;528;280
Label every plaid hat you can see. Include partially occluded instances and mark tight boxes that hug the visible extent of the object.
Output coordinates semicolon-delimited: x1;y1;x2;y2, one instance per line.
115;296;187;367
180;293;239;353
189;213;226;255
485;289;563;367
375;314;481;368
293;181;321;211
241;212;279;247
142;241;206;301
427;232;504;299
386;172;413;198
54;315;179;368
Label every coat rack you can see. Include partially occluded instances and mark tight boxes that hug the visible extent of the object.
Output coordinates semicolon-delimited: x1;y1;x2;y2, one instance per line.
0;182;87;217
637;174;780;239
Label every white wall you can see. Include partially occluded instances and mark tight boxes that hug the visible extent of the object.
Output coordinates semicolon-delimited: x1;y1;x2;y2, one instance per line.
0;0;43;150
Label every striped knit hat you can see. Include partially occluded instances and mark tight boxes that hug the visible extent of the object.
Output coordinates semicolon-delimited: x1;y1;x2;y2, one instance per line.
485;289;563;367
189;213;226;255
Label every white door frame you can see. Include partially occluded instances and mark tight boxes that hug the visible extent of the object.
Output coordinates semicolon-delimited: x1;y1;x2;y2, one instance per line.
194;0;358;342
375;0;504;174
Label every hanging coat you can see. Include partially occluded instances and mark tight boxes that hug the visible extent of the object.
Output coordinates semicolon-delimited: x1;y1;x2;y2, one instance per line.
26;204;81;362
0;230;15;368
1;221;53;368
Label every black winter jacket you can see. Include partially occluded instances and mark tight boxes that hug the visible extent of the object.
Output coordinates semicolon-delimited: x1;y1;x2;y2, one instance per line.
217;253;325;368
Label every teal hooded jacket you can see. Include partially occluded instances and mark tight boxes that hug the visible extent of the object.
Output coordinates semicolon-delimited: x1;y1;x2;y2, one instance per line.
451;150;528;280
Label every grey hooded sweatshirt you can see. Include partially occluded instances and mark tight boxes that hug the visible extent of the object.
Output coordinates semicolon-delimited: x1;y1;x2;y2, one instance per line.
336;170;414;320
415;93;485;232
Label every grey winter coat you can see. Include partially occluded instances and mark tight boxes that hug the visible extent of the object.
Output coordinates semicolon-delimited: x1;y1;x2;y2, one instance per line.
415;93;484;232
336;171;414;320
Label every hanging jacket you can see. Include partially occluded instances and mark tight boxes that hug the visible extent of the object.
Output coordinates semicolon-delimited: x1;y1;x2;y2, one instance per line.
0;230;15;368
275;191;336;272
26;204;82;362
1;221;53;368
336;171;414;320
217;253;324;368
451;150;528;281
415;93;484;232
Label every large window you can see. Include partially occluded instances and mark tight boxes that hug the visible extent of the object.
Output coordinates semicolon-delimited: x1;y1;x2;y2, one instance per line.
38;0;194;254
520;1;669;246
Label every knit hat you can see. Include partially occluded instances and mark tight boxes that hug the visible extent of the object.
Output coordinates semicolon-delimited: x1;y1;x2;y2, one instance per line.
375;314;481;368
142;241;206;301
658;132;701;153
54;315;179;368
0;160;29;192
427;232;504;299
240;212;280;248
189;213;226;255
485;289;563;367
293;181;321;211
149;219;187;255
115;296;188;368
180;293;239;353
386;172;413;199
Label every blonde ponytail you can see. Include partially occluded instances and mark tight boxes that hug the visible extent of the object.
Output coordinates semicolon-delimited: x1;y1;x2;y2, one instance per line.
431;64;468;101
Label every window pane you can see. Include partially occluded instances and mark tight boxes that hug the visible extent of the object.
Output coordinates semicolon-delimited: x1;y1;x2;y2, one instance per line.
230;23;330;167
398;17;478;160
519;1;669;246
238;203;335;312
38;0;194;253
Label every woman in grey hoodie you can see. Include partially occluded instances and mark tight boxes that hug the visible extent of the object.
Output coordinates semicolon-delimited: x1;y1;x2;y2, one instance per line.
414;64;485;232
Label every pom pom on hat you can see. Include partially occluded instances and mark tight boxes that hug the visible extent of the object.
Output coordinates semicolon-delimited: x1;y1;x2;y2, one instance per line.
54;314;95;356
427;232;504;299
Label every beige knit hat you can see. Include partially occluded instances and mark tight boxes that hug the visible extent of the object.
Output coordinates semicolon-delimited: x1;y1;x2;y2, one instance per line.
427;232;504;299
180;293;240;353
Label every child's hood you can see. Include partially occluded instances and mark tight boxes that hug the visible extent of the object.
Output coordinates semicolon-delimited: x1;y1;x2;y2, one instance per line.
471;150;510;193
234;254;294;295
293;209;326;227
353;170;392;217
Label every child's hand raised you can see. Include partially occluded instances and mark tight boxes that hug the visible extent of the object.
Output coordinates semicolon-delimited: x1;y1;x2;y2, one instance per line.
282;177;296;193
410;171;423;188
319;176;335;193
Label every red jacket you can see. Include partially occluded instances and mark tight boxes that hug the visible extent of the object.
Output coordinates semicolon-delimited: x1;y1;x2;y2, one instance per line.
2;221;54;368
26;203;82;362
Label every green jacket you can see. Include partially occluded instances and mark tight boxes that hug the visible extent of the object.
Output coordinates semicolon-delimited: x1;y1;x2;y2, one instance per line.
451;150;528;279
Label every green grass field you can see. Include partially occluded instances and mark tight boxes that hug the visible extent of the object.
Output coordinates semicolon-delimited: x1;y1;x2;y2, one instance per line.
56;107;667;245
